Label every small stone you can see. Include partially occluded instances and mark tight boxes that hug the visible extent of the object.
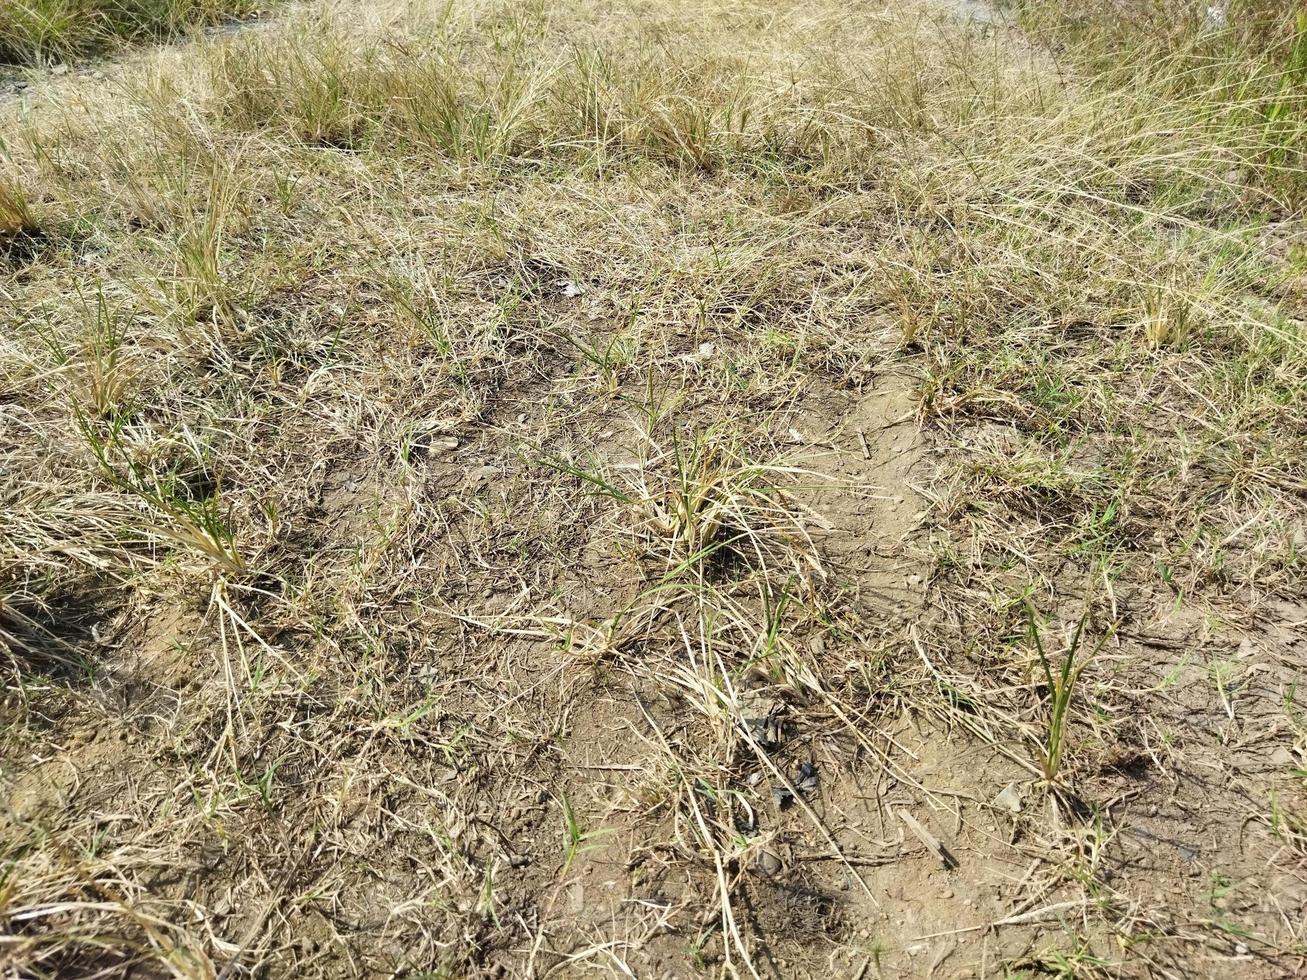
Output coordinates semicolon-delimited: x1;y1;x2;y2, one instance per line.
1234;942;1250;956
795;761;818;796
468;465;498;486
752;849;782;875
994;782;1022;813
681;342;715;364
739;691;785;749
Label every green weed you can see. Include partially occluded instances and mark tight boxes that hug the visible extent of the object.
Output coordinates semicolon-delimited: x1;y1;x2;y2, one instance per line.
1026;603;1113;787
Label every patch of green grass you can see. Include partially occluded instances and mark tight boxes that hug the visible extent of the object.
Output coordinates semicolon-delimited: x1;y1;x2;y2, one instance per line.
1026;602;1112;788
0;0;266;66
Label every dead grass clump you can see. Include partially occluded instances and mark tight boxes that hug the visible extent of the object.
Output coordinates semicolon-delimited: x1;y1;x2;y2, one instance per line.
0;821;216;977
0;174;32;233
550;423;822;576
1018;0;1307;201
0;175;44;264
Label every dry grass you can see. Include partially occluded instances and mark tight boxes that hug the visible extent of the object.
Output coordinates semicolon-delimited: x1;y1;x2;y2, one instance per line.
1;0;1304;976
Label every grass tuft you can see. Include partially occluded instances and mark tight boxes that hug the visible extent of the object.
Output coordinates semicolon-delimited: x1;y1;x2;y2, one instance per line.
0;174;33;234
0;0;266;65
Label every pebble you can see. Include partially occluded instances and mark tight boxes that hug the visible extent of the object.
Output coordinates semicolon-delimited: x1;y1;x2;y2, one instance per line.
468;464;498;486
752;846;778;878
994;782;1022;813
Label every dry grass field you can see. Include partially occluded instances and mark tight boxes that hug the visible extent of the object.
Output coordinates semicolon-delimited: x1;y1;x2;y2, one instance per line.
1;0;1305;976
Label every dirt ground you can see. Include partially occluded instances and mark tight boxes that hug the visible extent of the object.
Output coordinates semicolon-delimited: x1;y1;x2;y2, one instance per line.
2;0;1305;977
